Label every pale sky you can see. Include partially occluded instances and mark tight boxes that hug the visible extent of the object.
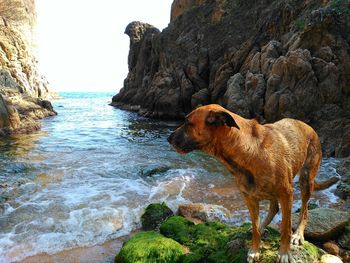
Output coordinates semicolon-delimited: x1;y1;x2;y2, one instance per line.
36;0;173;92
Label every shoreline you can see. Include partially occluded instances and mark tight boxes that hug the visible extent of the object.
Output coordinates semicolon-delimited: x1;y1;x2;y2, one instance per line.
16;234;133;263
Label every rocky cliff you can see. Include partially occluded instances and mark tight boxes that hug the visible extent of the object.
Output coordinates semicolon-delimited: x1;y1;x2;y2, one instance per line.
112;0;350;158
0;0;56;135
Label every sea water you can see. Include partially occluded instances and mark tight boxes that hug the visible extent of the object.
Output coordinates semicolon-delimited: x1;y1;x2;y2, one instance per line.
0;92;341;262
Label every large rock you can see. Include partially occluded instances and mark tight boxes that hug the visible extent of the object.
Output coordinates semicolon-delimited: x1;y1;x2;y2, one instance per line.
112;0;350;157
159;215;324;263
0;87;56;135
177;203;231;224
115;231;185;263
292;208;350;242
141;203;174;231
0;0;56;136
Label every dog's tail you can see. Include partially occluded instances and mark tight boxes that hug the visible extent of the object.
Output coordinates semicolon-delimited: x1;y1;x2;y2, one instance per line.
314;177;339;191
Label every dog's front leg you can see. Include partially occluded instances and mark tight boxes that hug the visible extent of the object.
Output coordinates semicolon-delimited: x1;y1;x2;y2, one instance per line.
244;195;261;263
277;191;295;263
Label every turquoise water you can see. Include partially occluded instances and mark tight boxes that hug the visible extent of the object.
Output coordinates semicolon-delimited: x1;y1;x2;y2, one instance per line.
0;92;341;262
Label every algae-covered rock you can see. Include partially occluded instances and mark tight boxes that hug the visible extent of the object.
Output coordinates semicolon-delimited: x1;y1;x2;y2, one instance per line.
141;203;174;231
159;215;324;263
160;215;194;245
115;231;185;263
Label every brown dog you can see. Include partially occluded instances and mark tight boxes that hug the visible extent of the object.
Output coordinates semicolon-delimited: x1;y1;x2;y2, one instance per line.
168;104;338;263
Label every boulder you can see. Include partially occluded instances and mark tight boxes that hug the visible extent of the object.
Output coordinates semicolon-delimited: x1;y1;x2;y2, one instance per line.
323;241;341;256
177;203;231;224
114;231;185;263
292;208;350;241
141;203;174;231
159;215;324;263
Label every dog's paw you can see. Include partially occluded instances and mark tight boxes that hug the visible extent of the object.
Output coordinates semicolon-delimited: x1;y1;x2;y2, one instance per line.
291;233;304;245
276;251;295;263
247;249;260;263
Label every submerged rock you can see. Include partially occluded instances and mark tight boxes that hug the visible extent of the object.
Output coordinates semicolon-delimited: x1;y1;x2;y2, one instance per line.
141;203;174;231
115;231;185;263
292;208;350;242
139;166;172;177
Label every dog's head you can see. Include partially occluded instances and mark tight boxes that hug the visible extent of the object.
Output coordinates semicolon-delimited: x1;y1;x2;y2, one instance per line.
167;104;239;154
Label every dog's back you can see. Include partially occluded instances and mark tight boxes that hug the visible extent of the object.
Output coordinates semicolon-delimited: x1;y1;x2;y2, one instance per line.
262;118;322;178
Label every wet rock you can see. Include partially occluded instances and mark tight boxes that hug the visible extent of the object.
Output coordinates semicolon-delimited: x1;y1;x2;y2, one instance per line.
292;208;350;241
323;241;341;256
320;254;343;263
139;165;172;177
335;157;350;203
177;203;231;224
115;231;185;263
338;226;350;250
0;87;56;135
141;203;174;231
340;250;350;263
159;215;323;263
295;201;319;213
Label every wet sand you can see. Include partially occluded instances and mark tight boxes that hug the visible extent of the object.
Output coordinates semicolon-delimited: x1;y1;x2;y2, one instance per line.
16;236;129;263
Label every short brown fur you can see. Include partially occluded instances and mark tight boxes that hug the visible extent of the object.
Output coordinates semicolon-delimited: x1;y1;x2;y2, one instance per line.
168;104;338;263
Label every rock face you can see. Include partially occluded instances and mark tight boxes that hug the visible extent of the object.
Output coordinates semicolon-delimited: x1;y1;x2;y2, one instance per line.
112;0;350;157
0;0;56;135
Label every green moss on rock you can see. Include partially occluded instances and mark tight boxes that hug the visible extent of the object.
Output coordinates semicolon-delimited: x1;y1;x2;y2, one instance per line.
115;231;185;263
141;203;174;231
158;215;323;263
160;216;250;262
160;215;194;245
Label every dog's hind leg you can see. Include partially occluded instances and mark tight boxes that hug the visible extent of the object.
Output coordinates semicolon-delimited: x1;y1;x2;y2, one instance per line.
259;199;279;234
291;141;321;245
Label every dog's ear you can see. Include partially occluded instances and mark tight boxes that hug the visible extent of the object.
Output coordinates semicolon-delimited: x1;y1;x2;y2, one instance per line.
205;111;239;129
